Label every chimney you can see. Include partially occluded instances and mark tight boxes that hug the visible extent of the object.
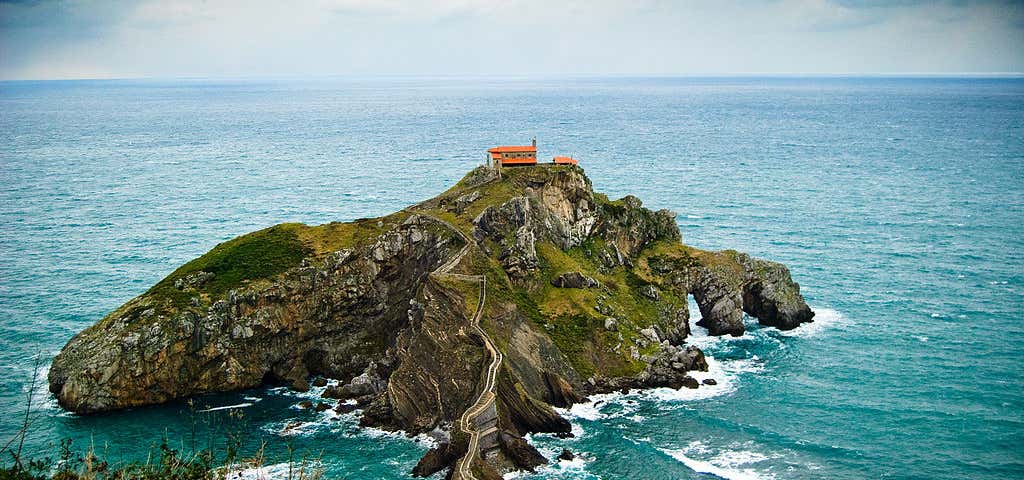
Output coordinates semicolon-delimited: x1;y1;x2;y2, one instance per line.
532;138;537;148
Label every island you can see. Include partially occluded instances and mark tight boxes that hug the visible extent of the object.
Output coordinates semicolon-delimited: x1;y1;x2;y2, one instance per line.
49;163;813;479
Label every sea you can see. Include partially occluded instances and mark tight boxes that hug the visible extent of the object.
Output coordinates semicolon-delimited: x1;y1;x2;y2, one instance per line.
0;76;1021;480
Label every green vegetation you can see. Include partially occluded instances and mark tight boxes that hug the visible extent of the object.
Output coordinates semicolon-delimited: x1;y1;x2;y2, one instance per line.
296;211;411;254
438;174;671;378
460;180;517;221
0;434;324;480
132;211;416;318
1;441;214;480
482;237;676;378
434;274;481;318
3;357;322;480
142;223;311;313
592;191;627;215
541;314;599;378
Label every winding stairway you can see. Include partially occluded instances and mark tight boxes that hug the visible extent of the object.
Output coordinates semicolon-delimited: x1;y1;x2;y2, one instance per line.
422;215;502;480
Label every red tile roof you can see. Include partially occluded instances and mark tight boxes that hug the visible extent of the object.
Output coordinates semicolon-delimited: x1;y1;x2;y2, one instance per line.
553;156;578;165
488;145;537;153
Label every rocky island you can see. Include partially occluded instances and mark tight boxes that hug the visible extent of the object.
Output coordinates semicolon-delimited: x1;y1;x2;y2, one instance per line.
49;165;813;479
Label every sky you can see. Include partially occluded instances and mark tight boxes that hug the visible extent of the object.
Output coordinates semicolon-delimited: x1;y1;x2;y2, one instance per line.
0;0;1022;80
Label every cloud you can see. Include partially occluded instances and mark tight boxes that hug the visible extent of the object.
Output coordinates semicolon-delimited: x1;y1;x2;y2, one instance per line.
0;0;1021;79
780;0;882;31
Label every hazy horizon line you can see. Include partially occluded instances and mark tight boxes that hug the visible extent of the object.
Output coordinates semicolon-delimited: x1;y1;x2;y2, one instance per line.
3;72;1024;83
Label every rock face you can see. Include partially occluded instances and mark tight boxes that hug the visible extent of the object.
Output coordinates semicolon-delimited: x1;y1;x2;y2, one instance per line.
49;164;814;477
645;247;813;337
586;344;709;394
551;272;600;289
498;431;548;472
412;442;459;477
736;254;815;330
474;196;539;278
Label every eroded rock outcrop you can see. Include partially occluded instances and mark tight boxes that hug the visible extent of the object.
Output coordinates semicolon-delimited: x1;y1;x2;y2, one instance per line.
586;344;708;394
551;271;600;289
644;247;813;337
49;164;814;478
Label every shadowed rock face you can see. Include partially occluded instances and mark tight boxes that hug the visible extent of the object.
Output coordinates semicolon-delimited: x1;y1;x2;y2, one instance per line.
737;254;815;330
49;164;813;476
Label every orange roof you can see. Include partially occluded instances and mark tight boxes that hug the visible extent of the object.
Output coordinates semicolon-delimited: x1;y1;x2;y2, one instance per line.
499;157;537;165
488;145;537;153
553;156;578;165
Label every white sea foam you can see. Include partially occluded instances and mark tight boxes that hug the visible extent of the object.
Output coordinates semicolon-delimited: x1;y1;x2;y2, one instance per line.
263;386;432;449
359;426;438;448
267;380;334;401
688;304;844;342
561;395;619;421
221;461;323;480
34;362;67;415
559;392;643;421
199;402;253;412
770;307;845;338
644;355;754;403
504;444;598;480
273;419;325;436
558;354;760;423
658;441;775;480
686;320;759;350
712;448;770;468
264;402;345;437
568;421;586;439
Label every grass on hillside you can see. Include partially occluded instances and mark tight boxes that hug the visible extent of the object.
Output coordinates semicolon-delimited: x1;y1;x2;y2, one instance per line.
132;211;414;318
144;223;312;312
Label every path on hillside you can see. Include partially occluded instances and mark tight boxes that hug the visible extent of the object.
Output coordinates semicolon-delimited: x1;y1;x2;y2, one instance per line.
422;214;502;480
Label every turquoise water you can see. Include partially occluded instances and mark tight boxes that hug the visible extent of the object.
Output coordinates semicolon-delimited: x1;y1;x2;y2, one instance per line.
1;77;1022;479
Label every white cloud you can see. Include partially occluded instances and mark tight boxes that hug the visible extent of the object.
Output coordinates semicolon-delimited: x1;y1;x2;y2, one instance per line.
0;0;1021;79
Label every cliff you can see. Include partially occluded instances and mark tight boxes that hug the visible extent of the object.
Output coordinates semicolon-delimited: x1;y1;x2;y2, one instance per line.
48;165;813;478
